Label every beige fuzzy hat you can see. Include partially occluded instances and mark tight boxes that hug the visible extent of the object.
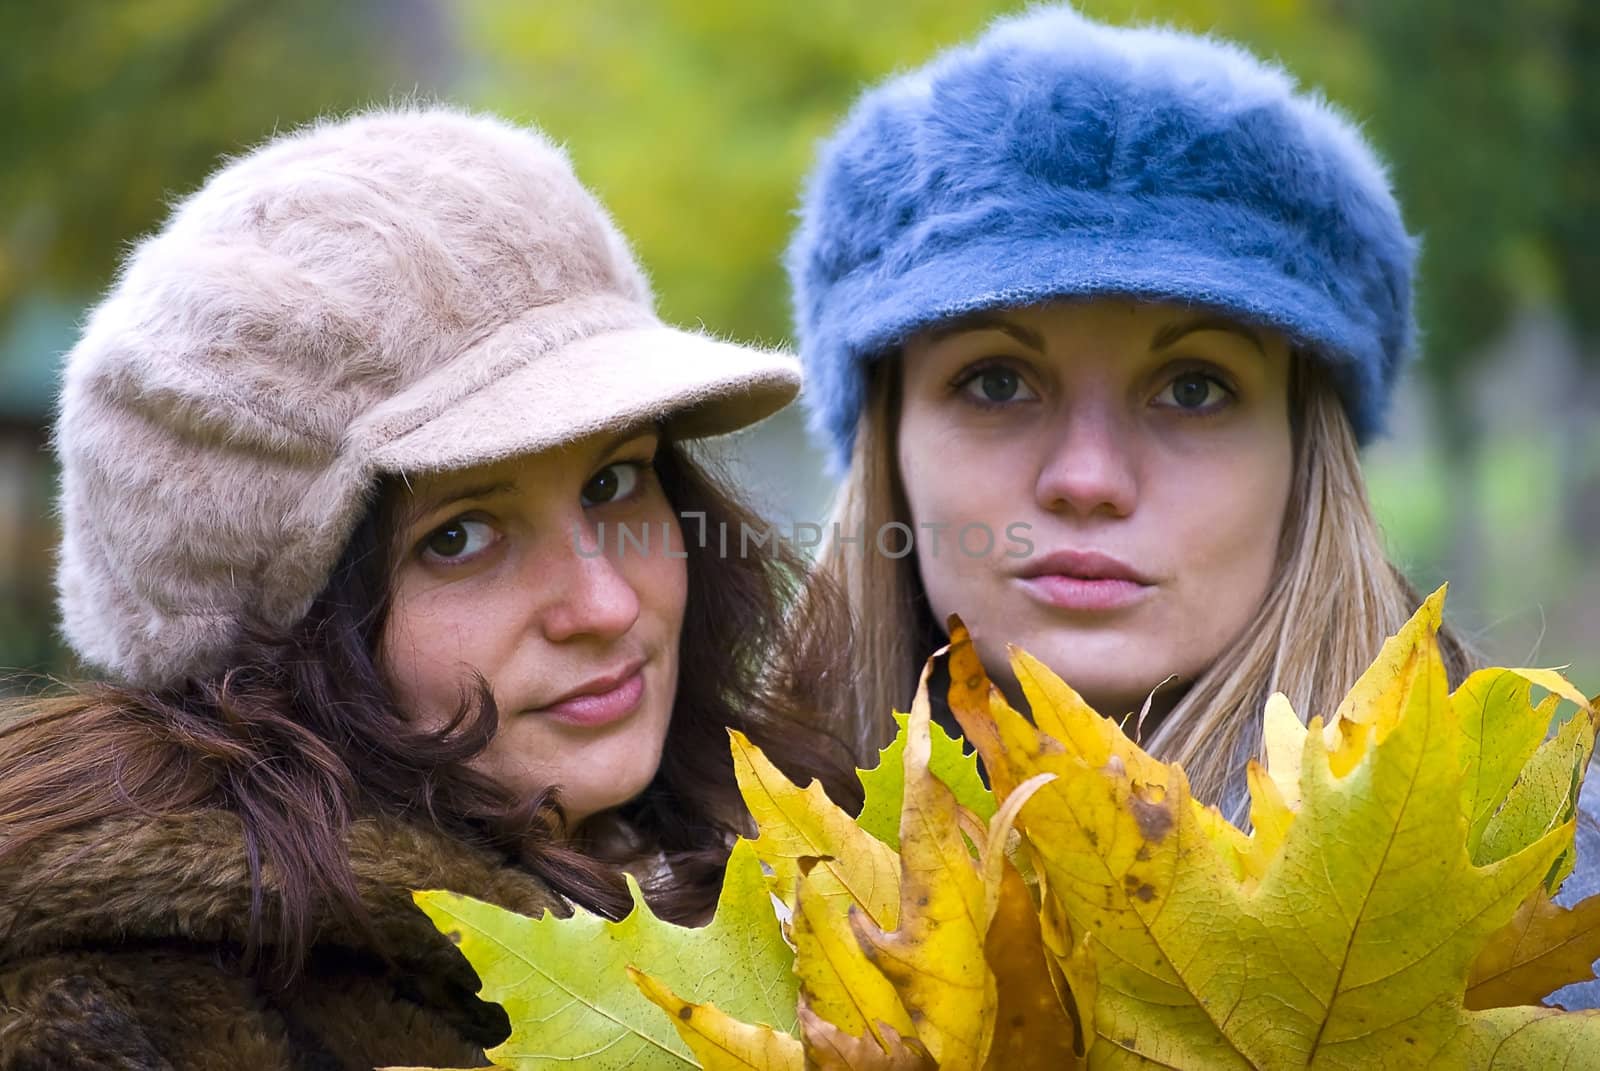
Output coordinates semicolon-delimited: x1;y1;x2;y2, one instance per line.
54;104;800;688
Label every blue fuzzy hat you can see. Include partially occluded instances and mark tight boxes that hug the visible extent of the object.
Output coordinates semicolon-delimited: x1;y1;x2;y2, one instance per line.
787;5;1417;473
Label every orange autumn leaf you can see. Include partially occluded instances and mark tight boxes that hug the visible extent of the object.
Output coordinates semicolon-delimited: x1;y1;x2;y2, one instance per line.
1467;889;1600;1009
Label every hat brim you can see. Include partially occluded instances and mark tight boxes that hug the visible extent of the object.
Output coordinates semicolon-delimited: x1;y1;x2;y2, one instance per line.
366;325;800;474
806;230;1393;474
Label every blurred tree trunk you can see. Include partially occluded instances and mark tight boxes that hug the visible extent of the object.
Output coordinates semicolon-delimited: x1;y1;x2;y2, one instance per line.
1559;355;1600;554
1431;373;1486;609
1549;0;1600;552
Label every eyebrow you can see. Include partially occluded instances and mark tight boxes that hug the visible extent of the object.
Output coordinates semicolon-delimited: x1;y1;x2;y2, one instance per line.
408;423;661;520
1150;315;1267;357
413;478;519;520
923;312;1046;351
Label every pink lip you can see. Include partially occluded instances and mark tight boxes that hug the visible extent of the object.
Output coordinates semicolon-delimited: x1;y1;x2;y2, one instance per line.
1017;550;1151;583
532;660;647;728
1015;550;1154;612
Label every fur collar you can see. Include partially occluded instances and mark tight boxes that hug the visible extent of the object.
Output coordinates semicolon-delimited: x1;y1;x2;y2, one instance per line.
0;809;561;978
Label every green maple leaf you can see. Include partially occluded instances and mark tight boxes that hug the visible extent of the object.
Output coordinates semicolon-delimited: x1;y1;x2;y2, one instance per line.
1455;668;1562;856
410;838;796;1070
856;709;996;850
1456;665;1595;888
1480;705;1592;873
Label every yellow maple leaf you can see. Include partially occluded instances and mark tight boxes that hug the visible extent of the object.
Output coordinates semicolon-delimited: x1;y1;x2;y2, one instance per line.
730;729;900;929
849;677;997;1066
790;864;917;1050
946;594;1600;1067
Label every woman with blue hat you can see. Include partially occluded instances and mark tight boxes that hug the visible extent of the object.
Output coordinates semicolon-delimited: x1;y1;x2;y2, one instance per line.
787;5;1598;1008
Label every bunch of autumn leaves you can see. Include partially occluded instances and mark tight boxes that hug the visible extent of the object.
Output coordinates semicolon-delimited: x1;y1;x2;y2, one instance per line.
403;590;1600;1070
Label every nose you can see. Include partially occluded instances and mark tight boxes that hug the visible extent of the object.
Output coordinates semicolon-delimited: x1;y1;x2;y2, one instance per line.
533;532;642;645
1032;402;1140;519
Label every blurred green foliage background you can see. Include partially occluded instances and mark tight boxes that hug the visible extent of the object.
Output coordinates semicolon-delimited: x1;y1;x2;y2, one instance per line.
1;0;1596;691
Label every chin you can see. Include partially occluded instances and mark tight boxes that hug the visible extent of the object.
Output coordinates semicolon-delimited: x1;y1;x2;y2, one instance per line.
566;775;656;825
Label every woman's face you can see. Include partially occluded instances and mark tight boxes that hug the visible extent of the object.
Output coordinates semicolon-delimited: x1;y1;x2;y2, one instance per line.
897;299;1294;718
381;429;686;825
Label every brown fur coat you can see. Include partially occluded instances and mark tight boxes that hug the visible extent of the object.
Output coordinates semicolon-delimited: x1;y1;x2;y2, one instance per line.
0;809;562;1070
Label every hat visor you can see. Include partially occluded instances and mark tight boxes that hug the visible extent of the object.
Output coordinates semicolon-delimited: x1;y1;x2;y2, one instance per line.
821;233;1389;439
366;326;800;474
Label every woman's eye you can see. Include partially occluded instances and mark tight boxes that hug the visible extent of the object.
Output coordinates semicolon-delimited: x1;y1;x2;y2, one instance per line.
958;365;1037;405
1158;372;1232;411
422;518;496;562
581;461;643;507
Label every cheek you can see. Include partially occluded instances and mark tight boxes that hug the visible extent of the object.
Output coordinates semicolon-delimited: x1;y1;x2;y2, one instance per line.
626;556;687;635
896;405;940;520
898;403;1030;622
618;512;688;635
378;587;493;728
1218;439;1291;566
1156;428;1294;634
900;405;1010;532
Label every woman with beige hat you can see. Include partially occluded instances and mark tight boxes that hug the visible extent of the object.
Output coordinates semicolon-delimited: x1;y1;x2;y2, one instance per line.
0;105;855;1067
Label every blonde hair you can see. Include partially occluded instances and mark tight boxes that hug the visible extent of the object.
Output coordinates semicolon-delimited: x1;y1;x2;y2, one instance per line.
811;355;1475;815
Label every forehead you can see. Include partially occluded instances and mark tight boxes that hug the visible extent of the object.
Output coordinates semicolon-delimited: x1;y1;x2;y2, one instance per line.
919;299;1283;357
